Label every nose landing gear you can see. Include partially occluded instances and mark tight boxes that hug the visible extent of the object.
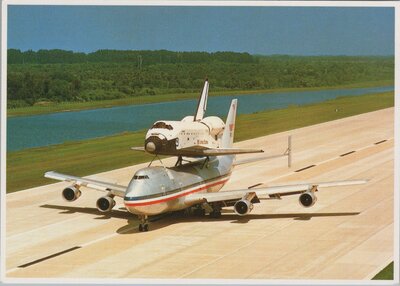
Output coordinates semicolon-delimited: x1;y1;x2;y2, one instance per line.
138;215;149;232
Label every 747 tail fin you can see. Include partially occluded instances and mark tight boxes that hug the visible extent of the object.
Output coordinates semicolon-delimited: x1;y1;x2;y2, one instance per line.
221;99;237;148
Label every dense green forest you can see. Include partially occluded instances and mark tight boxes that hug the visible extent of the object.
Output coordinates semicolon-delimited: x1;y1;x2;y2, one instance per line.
7;49;394;108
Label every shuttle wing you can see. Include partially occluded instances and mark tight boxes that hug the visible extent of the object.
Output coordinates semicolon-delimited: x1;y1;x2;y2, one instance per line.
131;146;264;156
185;179;367;205
177;147;264;156
201;147;264;155
44;171;127;198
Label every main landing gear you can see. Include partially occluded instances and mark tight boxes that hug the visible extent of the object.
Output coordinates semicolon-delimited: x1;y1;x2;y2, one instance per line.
138;215;149;232
209;203;222;218
192;203;221;218
209;209;221;218
192;205;206;216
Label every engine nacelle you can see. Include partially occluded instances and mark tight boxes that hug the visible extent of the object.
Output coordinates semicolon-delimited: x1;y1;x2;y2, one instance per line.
96;196;116;212
234;199;254;216
62;186;81;202
299;191;317;208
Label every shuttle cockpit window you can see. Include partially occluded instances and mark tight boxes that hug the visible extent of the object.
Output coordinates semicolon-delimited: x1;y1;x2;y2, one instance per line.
133;175;149;180
151;122;173;130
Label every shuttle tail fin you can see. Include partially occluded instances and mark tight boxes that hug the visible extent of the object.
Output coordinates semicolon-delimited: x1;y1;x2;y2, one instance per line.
221;99;237;148
194;79;209;121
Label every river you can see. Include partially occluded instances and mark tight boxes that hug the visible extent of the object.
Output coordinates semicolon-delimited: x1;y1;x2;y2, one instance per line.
7;85;393;152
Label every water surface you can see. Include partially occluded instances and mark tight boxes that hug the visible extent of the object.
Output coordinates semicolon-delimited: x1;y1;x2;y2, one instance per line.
7;86;393;152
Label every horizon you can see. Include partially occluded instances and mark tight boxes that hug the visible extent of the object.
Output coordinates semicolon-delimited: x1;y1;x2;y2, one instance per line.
7;6;394;57
7;48;395;58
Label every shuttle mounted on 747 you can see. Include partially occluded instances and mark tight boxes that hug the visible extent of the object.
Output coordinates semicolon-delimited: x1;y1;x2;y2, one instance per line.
132;79;264;158
45;79;367;232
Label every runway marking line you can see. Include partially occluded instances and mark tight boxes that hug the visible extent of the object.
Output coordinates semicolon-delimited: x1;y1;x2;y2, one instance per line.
17;246;81;268
340;151;356;157
294;165;316;172
248;183;263;189
374;139;387;145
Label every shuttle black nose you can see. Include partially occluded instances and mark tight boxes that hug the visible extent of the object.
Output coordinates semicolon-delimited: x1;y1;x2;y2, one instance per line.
145;141;156;152
145;136;163;153
145;136;175;155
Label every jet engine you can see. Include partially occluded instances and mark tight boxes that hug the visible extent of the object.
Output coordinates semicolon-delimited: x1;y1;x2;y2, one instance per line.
62;186;81;202
234;199;254;216
96;196;116;212
234;192;257;216
299;191;317;207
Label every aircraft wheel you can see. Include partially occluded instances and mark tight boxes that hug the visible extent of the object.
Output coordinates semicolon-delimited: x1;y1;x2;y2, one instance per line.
194;208;206;216
210;210;221;218
138;215;149;232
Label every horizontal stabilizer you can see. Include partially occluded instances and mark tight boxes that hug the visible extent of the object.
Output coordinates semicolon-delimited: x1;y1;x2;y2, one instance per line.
235;135;292;168
235;154;286;166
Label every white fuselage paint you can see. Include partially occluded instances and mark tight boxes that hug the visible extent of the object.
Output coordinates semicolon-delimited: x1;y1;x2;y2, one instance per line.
124;155;234;216
145;116;225;153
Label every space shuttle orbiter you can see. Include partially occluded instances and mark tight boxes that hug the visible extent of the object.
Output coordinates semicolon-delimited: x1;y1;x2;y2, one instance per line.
132;79;264;157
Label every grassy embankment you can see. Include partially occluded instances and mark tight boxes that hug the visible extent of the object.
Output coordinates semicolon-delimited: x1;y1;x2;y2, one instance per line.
7;79;393;117
372;262;394;280
6;90;394;193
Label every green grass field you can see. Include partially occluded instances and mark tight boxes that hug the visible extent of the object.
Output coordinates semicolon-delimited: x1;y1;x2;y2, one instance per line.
6;91;393;193
7;79;393;117
372;262;394;280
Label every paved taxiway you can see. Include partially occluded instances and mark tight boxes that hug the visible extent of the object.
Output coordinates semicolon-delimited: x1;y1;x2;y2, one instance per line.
5;108;394;280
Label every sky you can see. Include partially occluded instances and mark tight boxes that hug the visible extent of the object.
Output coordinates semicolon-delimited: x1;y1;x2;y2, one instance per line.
7;5;394;56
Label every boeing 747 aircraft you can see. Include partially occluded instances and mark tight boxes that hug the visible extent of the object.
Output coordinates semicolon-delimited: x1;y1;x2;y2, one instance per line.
45;81;366;232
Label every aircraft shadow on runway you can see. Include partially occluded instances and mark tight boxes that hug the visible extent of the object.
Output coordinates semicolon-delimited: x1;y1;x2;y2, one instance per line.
40;204;360;234
40;204;133;220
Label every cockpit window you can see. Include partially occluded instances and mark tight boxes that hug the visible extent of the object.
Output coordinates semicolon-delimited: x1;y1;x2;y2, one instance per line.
151;122;173;130
133;175;149;180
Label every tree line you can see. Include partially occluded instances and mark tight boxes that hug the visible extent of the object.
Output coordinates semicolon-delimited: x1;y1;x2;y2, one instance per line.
8;49;257;65
7;49;394;108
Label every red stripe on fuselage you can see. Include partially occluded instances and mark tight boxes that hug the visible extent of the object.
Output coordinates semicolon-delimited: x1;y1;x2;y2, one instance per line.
124;178;229;207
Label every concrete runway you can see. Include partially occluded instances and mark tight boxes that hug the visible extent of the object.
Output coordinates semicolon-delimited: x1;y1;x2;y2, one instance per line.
5;108;394;280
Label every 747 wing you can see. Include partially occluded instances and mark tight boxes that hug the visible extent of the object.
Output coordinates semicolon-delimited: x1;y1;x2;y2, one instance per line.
185;179;367;215
44;171;127;198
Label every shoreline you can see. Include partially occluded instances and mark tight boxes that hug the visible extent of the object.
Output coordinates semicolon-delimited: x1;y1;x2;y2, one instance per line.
6;91;394;193
6;80;393;118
